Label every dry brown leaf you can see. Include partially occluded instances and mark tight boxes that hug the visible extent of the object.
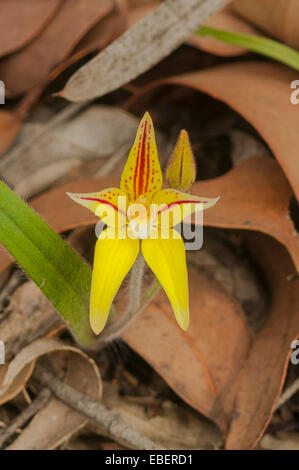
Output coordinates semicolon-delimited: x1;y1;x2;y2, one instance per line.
0;0;114;96
232;0;299;50
123;265;251;434
128;61;299;201
193;157;299;272
0;4;126;157
225;233;299;449
0;338;101;450
0;0;62;58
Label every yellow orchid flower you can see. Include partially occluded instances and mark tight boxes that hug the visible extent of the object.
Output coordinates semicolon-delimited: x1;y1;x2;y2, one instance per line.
67;112;219;335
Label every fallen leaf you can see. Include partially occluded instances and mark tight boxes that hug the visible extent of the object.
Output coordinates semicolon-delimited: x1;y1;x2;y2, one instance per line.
123;265;251;434
232;0;299;50
193;157;299;273
0;0;114;96
0;0;62;58
0;5;126;157
60;0;232;102
0;338;102;450
225;233;299;449
127;61;299;201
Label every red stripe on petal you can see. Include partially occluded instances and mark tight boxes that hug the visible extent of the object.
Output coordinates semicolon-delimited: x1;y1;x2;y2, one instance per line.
158;199;208;214
80;197;126;215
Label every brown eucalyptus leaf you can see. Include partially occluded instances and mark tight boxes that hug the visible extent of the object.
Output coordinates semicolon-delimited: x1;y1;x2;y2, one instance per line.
193;157;299;273
226;234;299;449
0;0;114;96
128;61;299;201
0;338;101;450
232;0;299;50
0;0;62;58
0;4;126;157
123;266;251;434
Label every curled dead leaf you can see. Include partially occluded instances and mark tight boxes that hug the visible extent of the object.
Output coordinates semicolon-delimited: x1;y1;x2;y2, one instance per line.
226;234;299;449
193;157;299;273
0;337;102;450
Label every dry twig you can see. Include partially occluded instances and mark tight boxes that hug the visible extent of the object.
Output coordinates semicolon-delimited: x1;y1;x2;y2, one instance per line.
0;388;51;449
33;365;163;450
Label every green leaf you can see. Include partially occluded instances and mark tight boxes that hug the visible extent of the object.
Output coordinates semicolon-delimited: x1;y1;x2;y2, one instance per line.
197;26;299;72
0;181;97;348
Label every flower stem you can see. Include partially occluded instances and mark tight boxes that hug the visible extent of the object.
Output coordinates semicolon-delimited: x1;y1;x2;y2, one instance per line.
99;256;160;344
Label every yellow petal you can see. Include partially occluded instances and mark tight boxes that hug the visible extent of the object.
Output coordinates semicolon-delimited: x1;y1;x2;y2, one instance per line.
152;189;219;228
120;112;163;202
90;228;140;334
142;230;189;330
66;188;128;227
166;130;196;191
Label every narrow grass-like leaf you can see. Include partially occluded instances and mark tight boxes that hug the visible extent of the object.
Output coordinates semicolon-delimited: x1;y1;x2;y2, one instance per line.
197;26;299;71
0;181;97;348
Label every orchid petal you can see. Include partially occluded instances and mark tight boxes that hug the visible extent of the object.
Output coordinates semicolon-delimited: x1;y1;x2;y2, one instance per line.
120;112;162;202
66;188;128;227
142;230;189;330
90;227;139;334
151;189;219;228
